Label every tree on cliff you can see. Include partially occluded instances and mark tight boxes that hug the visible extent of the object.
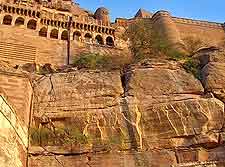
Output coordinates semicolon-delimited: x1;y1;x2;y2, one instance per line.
124;20;180;61
182;36;206;56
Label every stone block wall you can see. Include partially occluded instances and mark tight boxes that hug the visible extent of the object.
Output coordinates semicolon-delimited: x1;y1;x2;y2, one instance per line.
0;71;32;127
0;24;67;65
0;23;128;66
151;11;225;49
173;17;225;46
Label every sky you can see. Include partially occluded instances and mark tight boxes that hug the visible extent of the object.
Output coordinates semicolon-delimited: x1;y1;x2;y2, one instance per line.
76;0;225;23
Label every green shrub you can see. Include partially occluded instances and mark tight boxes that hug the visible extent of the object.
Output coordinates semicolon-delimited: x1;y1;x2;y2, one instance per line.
167;49;185;61
30;127;53;146
125;20;186;62
183;36;206;55
30;127;40;145
64;127;89;144
30;126;90;146
183;58;201;80
73;52;131;70
73;52;111;70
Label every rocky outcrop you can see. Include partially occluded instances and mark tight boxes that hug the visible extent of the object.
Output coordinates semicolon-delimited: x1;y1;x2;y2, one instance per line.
126;62;224;150
0;89;28;167
28;59;225;166
1;56;225;166
201;49;225;103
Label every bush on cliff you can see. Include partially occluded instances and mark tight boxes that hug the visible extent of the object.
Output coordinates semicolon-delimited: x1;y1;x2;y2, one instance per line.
183;36;207;56
182;58;201;80
73;52;110;69
124;20;185;61
73;52;131;70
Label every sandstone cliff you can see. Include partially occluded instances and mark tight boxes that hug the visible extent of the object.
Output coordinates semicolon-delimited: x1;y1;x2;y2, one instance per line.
29;51;225;166
1;49;225;167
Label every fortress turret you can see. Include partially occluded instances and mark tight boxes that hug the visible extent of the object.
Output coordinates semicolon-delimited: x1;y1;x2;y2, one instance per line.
152;10;185;52
94;7;110;26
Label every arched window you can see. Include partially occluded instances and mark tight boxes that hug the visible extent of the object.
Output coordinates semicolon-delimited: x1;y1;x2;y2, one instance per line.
50;29;58;39
27;19;37;30
24;9;28;16
3;15;12;25
16;8;20;14
28;10;32;17
73;31;81;41
84;33;92;43
84;24;87;30
95;35;104;45
39;27;47;37
106;36;114;46
15;17;24;26
61;30;68;40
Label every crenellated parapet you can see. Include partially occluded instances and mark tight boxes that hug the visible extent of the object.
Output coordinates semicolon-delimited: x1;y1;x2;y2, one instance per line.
172;16;224;29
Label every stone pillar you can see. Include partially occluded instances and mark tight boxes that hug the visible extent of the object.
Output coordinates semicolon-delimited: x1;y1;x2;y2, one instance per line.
58;28;62;40
152;10;185;52
47;27;51;38
11;15;16;26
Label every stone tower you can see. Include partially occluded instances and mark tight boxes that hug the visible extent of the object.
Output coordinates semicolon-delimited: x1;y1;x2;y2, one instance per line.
151;10;185;52
94;7;110;26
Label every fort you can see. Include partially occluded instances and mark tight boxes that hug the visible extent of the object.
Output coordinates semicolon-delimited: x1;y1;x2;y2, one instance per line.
1;1;225;167
0;0;224;65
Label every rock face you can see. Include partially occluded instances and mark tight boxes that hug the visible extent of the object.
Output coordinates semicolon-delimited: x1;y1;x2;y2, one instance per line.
0;90;28;167
127;63;224;150
1;54;225;167
29;59;225;166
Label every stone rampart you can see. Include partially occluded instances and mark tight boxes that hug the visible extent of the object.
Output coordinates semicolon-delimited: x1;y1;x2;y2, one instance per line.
0;70;32;126
173;17;225;46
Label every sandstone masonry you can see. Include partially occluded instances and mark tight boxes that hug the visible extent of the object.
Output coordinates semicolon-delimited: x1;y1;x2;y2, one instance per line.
0;0;224;65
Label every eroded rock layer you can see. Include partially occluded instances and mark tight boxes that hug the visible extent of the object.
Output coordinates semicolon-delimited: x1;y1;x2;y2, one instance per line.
29;60;225;166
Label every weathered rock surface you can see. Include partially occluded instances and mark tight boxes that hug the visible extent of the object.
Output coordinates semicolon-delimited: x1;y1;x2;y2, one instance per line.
1;56;225;166
29;150;177;167
29;60;225;166
126;63;224;150
0;89;28;167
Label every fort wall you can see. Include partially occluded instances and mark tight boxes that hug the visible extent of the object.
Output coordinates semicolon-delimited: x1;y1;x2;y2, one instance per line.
0;3;224;65
151;11;225;49
0;3;121;65
173;17;225;46
0;24;67;65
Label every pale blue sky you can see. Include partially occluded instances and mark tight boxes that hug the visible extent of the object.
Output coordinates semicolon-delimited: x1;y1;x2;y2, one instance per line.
76;0;225;23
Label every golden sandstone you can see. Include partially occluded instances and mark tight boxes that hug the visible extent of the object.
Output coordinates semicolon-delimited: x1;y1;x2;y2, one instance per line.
0;0;225;167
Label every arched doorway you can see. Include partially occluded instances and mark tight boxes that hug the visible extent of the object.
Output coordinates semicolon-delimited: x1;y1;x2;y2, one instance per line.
27;19;37;30
3;15;12;25
15;17;24;26
84;33;92;43
106;36;114;46
95;35;104;45
73;31;81;41
61;30;68;40
39;27;47;37
50;29;58;39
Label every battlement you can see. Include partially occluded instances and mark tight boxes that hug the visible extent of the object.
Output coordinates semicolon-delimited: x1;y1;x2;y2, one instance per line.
172;16;224;29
